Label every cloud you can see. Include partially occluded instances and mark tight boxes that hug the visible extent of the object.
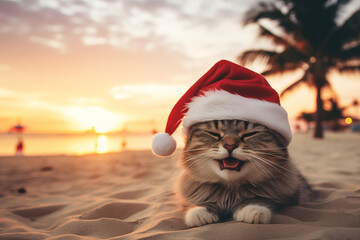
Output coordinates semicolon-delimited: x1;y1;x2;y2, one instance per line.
0;87;21;98
72;97;104;105
109;83;188;101
0;0;257;61
0;87;60;110
29;36;67;52
82;35;107;46
0;64;11;72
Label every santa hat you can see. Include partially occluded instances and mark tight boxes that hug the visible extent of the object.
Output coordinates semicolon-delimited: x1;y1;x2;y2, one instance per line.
152;60;292;157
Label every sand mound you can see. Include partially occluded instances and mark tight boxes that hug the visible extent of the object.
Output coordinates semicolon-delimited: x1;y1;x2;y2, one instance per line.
0;132;359;240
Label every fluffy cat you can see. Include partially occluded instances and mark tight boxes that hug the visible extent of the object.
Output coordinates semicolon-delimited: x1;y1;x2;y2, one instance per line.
176;120;315;227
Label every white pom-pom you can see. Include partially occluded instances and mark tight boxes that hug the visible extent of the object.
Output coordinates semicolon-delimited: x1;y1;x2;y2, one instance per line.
152;132;177;157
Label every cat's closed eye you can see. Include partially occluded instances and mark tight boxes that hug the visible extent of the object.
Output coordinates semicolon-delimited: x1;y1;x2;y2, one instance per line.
240;131;259;141
206;131;222;140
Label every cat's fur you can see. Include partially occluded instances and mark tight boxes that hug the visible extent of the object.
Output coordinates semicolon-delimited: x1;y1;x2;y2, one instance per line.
176;120;315;227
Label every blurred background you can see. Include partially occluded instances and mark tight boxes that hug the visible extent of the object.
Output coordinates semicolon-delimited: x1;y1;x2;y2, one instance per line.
0;0;359;156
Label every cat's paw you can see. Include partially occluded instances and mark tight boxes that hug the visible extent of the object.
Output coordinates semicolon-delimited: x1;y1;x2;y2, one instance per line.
185;206;219;227
233;204;271;224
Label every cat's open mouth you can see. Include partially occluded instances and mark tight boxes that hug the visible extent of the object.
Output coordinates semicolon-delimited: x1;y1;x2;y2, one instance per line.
217;157;245;172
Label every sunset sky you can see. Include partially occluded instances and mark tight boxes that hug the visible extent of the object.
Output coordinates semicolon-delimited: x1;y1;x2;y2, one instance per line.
1;0;359;134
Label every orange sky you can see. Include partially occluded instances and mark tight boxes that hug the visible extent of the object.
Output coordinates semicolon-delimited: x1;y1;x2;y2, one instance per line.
0;0;359;134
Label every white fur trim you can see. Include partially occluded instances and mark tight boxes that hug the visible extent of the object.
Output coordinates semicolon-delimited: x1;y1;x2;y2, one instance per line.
152;132;177;157
182;90;292;144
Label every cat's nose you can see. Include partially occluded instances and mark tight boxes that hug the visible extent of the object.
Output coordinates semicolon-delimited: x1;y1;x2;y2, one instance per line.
224;144;236;153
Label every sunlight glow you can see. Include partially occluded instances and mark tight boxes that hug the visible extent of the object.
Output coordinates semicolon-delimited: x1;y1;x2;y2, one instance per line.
109;84;187;100
95;135;108;154
65;106;123;133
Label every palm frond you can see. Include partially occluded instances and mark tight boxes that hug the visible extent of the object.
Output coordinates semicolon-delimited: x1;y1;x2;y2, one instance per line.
326;0;352;23
280;71;308;98
257;25;312;55
239;47;308;76
325;9;360;54
237;50;277;65
269;47;308;64
336;45;360;62
243;2;281;25
261;65;301;76
257;25;290;48
288;0;353;49
337;65;360;73
264;47;308;75
243;1;302;40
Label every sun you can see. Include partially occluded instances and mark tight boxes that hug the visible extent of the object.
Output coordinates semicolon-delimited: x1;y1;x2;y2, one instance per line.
65;106;123;133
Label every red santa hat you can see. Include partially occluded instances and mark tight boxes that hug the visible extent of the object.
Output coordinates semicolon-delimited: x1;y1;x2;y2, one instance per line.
152;60;292;157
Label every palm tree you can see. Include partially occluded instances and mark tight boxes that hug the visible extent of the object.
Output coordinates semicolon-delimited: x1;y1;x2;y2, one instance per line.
238;0;360;138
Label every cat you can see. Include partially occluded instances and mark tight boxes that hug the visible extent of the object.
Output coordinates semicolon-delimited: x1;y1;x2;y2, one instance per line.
176;119;315;227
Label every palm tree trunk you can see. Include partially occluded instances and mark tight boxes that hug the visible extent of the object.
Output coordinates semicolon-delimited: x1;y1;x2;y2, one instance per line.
314;85;324;138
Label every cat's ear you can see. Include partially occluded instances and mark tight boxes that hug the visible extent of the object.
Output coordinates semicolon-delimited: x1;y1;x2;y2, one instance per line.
152;132;177;157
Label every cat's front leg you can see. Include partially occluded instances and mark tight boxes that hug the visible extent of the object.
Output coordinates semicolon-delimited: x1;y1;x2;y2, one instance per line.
233;204;271;224
185;206;219;227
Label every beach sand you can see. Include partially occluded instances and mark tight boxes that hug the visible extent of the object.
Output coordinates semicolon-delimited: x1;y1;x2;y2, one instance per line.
0;132;360;240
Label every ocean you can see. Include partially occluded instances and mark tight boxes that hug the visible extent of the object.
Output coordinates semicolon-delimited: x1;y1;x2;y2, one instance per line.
0;132;184;156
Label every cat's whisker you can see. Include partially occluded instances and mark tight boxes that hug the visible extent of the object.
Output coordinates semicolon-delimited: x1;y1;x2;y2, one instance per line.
246;149;289;157
183;157;208;167
241;152;288;172
246;157;278;186
183;154;211;169
255;156;295;173
250;146;288;151
184;156;209;163
250;160;289;199
249;151;289;161
183;152;211;161
247;158;291;199
249;149;288;156
183;148;212;153
254;159;291;175
247;158;270;179
248;166;277;189
246;153;294;174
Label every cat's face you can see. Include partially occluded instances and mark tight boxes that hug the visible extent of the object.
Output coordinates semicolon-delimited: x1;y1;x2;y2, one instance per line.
182;120;288;184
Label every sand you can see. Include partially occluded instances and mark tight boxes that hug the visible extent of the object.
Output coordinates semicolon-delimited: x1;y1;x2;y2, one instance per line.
0;132;360;240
